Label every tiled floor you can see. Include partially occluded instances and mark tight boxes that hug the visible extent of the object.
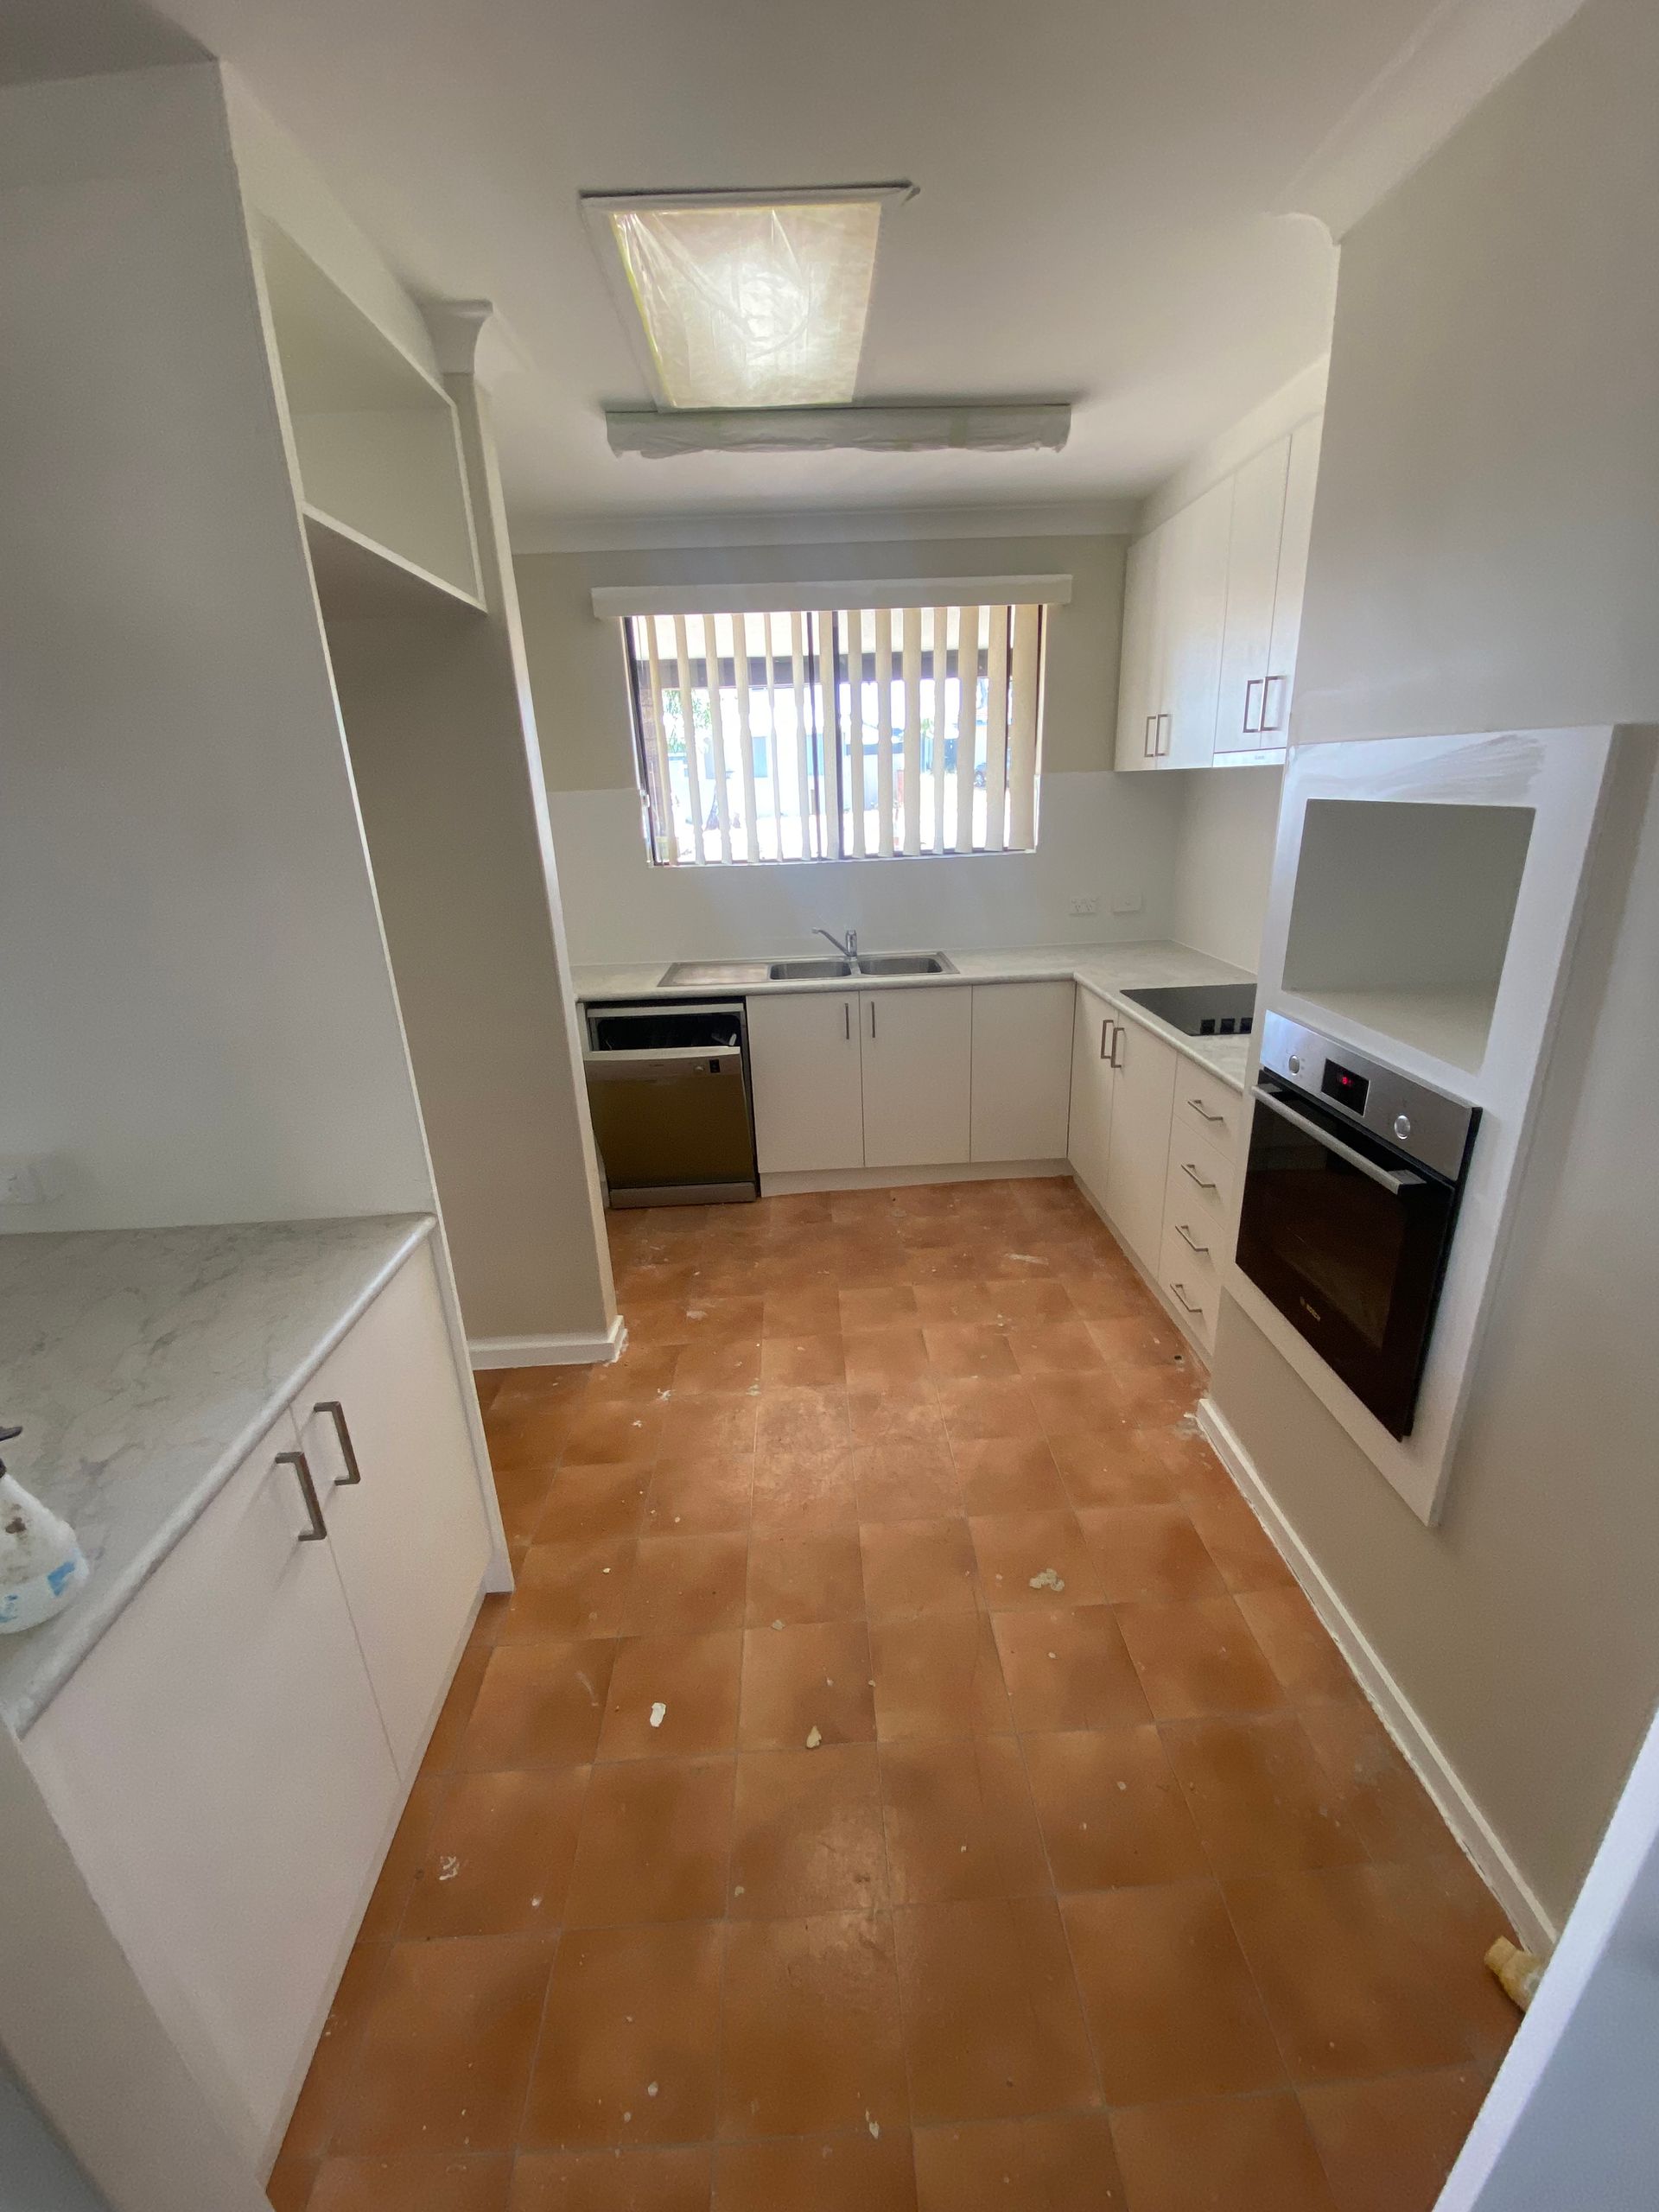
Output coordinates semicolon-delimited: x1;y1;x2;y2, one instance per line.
270;1179;1517;2212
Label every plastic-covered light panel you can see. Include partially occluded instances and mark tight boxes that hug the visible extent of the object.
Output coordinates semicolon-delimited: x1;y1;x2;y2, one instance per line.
607;199;882;410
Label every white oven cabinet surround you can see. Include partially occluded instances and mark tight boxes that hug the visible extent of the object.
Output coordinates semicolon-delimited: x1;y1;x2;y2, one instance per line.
1221;727;1630;1526
6;1219;492;2170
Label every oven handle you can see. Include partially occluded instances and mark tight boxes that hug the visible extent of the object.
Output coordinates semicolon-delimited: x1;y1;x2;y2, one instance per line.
1254;1086;1423;1195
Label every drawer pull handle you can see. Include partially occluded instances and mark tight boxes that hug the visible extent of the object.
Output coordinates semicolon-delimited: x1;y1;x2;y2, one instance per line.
1170;1282;1205;1318
844;1003;851;1042
1175;1221;1210;1255
315;1399;362;1487
1180;1160;1217;1191
1186;1097;1226;1124
1099;1018;1113;1060
279;1449;327;1541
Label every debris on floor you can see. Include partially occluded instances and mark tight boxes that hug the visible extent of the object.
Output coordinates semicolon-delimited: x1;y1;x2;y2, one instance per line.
804;1726;823;1749
1028;1566;1065;1592
1487;1936;1544;2010
647;1700;666;1728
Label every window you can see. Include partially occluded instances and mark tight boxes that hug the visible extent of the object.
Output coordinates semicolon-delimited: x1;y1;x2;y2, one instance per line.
620;601;1047;865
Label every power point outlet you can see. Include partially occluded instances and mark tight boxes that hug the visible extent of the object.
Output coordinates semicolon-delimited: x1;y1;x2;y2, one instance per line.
0;1156;63;1205
1110;888;1145;916
1067;895;1100;918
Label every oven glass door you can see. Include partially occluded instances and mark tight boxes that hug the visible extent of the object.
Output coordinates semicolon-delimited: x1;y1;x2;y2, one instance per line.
1236;1077;1462;1438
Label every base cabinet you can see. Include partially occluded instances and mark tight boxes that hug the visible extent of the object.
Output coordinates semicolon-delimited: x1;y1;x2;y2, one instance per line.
969;982;1074;1162
861;987;972;1168
747;991;864;1173
1067;989;1116;1201
1103;1016;1178;1268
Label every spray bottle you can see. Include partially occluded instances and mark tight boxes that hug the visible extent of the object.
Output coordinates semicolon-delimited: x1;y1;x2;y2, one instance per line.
0;1425;90;1633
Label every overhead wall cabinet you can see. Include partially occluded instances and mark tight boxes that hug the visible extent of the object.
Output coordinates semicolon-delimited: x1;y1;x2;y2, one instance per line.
1116;412;1323;772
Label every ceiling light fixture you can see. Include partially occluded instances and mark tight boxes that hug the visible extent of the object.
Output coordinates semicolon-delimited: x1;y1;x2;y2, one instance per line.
582;183;913;411
604;403;1072;458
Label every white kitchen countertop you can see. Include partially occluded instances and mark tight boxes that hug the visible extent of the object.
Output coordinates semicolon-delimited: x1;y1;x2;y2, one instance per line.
0;1212;435;1733
574;939;1256;1090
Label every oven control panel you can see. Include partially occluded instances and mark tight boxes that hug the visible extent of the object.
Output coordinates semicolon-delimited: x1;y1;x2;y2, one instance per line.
1257;1013;1477;1184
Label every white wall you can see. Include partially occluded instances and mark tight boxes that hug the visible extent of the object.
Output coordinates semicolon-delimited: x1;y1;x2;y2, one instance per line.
1170;766;1284;969
0;2060;111;2212
1209;0;1659;1929
518;535;1186;965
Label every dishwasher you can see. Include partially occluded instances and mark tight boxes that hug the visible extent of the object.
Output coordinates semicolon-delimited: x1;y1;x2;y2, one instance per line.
582;1001;759;1205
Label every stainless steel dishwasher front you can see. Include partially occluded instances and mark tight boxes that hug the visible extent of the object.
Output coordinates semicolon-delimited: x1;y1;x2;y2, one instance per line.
582;1000;759;1205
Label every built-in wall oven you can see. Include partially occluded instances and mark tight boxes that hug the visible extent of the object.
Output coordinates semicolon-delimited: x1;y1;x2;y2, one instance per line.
1236;1014;1479;1439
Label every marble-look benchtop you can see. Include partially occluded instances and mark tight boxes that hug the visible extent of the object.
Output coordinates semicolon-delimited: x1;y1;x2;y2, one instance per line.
0;1213;435;1733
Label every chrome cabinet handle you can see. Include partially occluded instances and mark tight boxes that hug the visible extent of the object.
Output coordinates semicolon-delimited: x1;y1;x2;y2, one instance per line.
1170;1281;1204;1318
1261;674;1287;732
868;999;876;1040
844;1002;850;1042
315;1399;362;1487
1180;1160;1217;1191
1143;713;1156;759
1186;1096;1225;1124
1157;711;1172;756
1243;677;1263;734
1175;1221;1210;1255
1109;1023;1125;1071
278;1449;327;1541
1099;1017;1113;1060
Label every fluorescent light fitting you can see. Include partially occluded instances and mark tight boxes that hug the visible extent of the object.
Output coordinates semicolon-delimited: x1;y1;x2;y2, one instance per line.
604;403;1072;458
582;185;913;410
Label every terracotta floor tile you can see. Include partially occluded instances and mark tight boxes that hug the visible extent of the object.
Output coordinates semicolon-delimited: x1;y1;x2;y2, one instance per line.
741;1528;864;1624
849;1389;950;1451
402;1767;588;1938
870;1615;1014;1741
671;1338;761;1395
750;1446;859;1531
860;1516;980;1619
1393;1853;1523;2064
1161;1713;1370;1876
728;1745;888;1916
638;1294;766;1346
492;1465;558;1547
561;1402;664;1466
714;2131;916;2212
969;1510;1103;1609
753;1387;852;1456
982;1280;1080;1327
880;1736;1047;1903
660;1394;759;1459
329;1937;552;2154
524;1920;722;2149
308;2158;511;2212
844;1325;935;1386
532;1465;651;1545
1003;1322;1107;1376
1236;1586;1363;1705
1062;1881;1283;2105
1055;1271;1145;1324
990;1607;1152;1732
500;1535;636;1641
1048;1431;1175;1510
912;2115;1124;2212
644;1454;753;1536
598;1632;743;1760
893;1895;1097;2123
585;1344;683;1406
852;1440;962;1522
719;1912;908;2139
1109;2093;1338;2212
1184;1486;1295;1592
911;1281;1005;1325
1224;1861;1488;2082
622;1533;749;1635
486;1399;587;1476
563;1758;734;1924
1149;1427;1239;1508
1024;1373;1136;1440
901;1242;988;1287
1023;1726;1207;1891
511;2147;712;2212
264;2152;318;2212
281;1941;392;2158
938;1376;1046;1444
762;1285;844;1337
1300;2064;1492;2212
1090;1310;1185;1367
738;1620;875;1750
1116;1596;1287;1719
1296;1702;1454;1860
839;1285;920;1330
358;1772;445;1944
951;1437;1069;1516
459;1640;615;1770
1075;1503;1227;1605
922;1323;1020;1379
760;1332;848;1387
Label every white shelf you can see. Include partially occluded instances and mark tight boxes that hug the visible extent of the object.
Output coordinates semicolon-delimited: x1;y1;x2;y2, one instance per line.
303;505;486;621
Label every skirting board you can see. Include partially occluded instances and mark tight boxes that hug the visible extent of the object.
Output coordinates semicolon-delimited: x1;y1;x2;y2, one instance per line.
762;1159;1067;1196
1197;1394;1558;1955
469;1316;627;1370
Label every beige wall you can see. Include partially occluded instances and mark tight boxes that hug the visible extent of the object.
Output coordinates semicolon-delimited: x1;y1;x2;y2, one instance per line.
1211;0;1659;1929
1171;766;1284;971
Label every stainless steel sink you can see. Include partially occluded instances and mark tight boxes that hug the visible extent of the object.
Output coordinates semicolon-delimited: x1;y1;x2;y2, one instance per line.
854;953;956;976
767;957;855;979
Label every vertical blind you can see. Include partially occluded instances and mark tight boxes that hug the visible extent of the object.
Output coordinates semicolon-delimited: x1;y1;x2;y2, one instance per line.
622;601;1046;865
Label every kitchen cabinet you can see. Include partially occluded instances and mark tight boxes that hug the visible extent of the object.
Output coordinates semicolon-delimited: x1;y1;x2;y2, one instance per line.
295;1238;491;1775
969;982;1074;1161
861;986;972;1168
1103;1014;1179;1271
1214;414;1323;760
747;991;865;1173
1067;988;1117;1202
1114;477;1233;772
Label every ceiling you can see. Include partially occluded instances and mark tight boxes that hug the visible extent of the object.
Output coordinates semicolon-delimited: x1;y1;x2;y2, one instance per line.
21;0;1455;544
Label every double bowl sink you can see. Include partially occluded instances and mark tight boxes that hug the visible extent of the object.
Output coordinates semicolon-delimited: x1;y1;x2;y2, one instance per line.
659;952;957;987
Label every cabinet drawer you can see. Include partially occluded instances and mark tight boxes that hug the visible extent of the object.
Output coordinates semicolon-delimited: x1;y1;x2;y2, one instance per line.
1173;1062;1242;1156
1160;1217;1219;1351
1166;1122;1236;1229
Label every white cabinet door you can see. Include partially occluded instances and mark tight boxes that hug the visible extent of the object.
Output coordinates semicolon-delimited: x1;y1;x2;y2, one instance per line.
25;1413;400;2164
1103;1014;1178;1269
861;987;971;1169
970;982;1075;1160
296;1241;491;1776
1214;434;1290;756
1114;528;1161;772
747;991;864;1172
1161;475;1234;768
1067;988;1116;1203
1262;412;1323;744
